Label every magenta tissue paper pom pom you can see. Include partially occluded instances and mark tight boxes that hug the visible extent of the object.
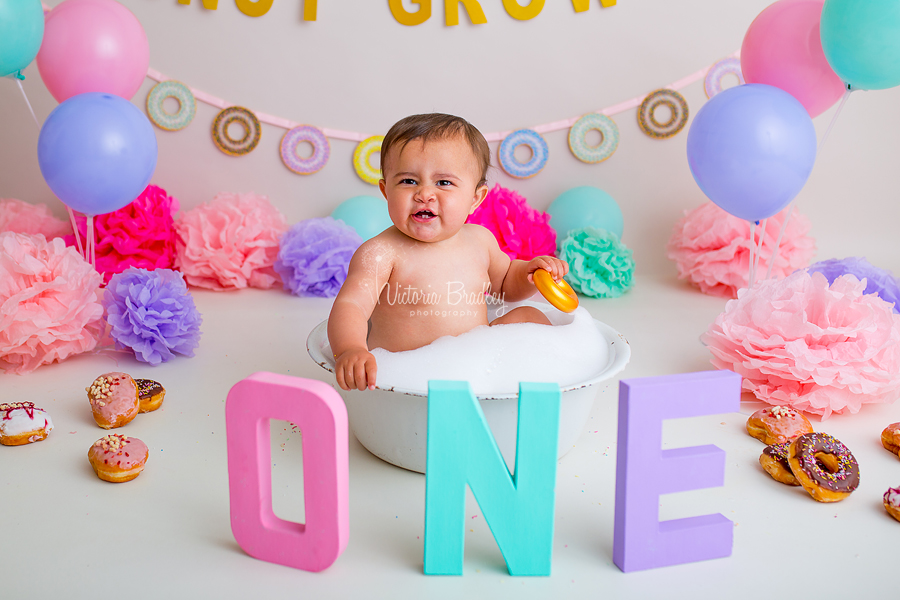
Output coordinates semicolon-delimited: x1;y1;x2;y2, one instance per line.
68;185;180;284
667;202;816;298
467;184;556;260
274;217;362;297
175;192;288;291
702;270;900;419
0;198;71;239
0;232;104;375
103;268;202;365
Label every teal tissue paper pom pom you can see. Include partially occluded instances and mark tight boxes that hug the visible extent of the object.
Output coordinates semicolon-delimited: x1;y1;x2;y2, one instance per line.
559;227;634;298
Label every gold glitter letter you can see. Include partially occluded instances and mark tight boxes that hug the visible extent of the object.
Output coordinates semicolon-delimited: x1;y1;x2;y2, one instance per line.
502;0;544;20
235;0;273;17
389;0;431;26
445;0;488;26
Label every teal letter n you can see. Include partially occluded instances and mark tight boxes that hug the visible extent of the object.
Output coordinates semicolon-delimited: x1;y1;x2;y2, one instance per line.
423;381;560;576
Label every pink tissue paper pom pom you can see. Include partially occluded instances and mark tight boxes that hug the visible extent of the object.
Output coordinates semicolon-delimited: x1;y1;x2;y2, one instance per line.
174;192;288;291
0;198;71;239
467;184;556;260
0;232;104;375
701;270;900;419
667;202;816;298
67;185;180;285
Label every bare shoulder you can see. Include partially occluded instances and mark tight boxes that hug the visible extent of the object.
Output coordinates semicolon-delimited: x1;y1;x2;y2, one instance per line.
349;228;402;271
463;223;500;249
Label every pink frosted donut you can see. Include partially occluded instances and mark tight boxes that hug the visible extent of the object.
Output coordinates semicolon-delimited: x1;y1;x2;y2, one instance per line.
746;405;813;445
86;373;139;430
88;434;149;483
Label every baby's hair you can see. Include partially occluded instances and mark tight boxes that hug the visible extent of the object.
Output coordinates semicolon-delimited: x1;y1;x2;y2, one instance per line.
380;113;491;187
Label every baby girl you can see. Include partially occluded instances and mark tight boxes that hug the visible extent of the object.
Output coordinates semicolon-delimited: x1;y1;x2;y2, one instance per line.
328;113;568;391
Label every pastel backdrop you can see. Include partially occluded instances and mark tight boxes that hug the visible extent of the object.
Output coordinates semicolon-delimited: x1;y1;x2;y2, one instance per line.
2;0;899;277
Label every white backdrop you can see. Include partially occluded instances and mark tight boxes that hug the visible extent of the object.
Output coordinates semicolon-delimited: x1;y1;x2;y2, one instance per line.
2;0;899;276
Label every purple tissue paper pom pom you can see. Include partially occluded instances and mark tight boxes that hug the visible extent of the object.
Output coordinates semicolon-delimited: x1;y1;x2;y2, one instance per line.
274;217;363;297
103;268;203;365
807;257;900;313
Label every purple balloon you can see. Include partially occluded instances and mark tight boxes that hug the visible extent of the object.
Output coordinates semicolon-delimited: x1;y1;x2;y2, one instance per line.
38;92;158;216
686;83;817;222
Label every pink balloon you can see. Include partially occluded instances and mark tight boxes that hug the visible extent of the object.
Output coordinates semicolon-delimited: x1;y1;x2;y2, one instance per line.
741;0;845;118
37;0;149;103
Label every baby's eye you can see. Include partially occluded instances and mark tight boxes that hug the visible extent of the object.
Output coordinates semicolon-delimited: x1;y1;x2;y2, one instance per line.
436;180;453;187
399;178;417;185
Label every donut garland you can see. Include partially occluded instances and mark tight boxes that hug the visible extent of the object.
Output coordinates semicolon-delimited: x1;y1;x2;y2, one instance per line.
498;129;549;179
637;89;689;139
146;80;196;131
212;106;261;156
568;113;619;164
280;125;330;175
353;135;384;185
704;57;744;99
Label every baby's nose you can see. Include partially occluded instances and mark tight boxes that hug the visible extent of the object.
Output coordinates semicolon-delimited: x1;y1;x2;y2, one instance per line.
414;186;437;202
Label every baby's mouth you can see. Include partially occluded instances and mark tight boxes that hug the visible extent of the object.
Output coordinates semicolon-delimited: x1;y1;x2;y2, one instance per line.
412;209;437;222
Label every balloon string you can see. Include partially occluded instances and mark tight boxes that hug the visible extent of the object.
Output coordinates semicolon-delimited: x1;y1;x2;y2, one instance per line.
764;88;853;281
86;216;96;268
16;79;40;128
748;220;756;290
753;218;767;286
67;209;84;257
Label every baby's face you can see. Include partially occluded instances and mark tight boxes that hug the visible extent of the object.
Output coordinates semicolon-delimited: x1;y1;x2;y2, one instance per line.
379;135;488;244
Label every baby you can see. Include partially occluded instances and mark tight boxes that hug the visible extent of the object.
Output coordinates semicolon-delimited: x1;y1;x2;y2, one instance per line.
328;113;568;391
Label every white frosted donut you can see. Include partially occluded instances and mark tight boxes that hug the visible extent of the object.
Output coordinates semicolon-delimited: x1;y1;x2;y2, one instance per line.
146;80;196;131
498;129;549;179
704;57;744;99
568;113;619;164
353;135;384;185
280;125;330;175
0;402;53;446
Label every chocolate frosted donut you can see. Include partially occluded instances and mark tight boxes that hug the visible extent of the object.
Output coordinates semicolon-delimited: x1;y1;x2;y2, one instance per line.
759;442;799;486
788;433;859;503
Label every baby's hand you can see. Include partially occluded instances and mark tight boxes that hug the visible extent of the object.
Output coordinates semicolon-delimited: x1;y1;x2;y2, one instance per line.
334;348;378;391
525;256;569;284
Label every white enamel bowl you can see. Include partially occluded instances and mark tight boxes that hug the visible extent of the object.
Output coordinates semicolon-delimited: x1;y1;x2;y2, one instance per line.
306;318;630;474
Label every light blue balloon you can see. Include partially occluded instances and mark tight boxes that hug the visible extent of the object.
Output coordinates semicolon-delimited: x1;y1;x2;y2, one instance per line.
547;186;623;242
821;0;900;91
38;93;158;216
0;0;45;79
686;84;817;222
331;195;392;241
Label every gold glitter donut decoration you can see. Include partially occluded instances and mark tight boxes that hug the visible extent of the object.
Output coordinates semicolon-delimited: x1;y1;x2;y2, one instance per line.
637;89;689;139
212;106;261;156
353;135;384;185
533;269;579;313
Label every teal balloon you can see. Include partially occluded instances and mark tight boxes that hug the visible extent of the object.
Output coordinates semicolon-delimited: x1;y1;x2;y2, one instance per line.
331;195;392;241
547;186;623;242
821;0;900;90
0;0;44;79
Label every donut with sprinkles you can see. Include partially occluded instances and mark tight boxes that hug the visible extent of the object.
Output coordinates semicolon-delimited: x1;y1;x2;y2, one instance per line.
637;89;689;139
212;106;261;156
704;57;744;99
498;129;549;179
146;80;196;131
568;113;619;164
787;432;859;503
280;125;330;175
353;135;384;185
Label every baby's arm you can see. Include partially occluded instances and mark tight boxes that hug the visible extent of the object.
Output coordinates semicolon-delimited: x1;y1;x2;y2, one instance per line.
479;227;568;302
327;240;392;391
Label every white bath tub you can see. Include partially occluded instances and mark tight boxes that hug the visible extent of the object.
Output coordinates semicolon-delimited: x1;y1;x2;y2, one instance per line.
306;316;630;474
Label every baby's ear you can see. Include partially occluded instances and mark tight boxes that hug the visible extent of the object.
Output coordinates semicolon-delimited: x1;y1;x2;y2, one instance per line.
470;184;489;214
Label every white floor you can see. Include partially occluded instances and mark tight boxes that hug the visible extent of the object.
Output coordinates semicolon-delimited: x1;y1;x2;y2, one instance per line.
2;275;896;598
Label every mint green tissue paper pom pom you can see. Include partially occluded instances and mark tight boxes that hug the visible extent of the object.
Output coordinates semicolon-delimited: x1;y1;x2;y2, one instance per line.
559;227;634;298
